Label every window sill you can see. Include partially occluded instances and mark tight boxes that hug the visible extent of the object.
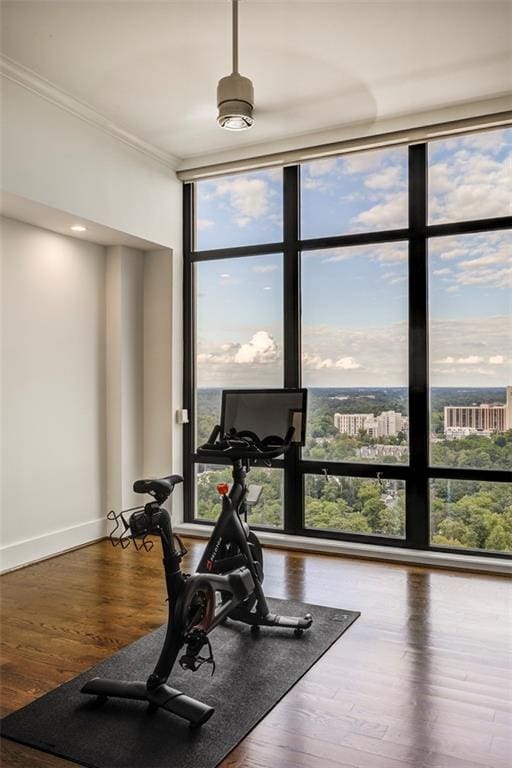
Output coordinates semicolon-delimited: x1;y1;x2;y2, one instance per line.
174;523;511;576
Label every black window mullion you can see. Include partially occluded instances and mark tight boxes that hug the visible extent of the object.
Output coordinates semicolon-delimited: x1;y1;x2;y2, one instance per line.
183;182;196;522
407;144;429;548
283;165;302;534
299;228;409;251
190;241;284;262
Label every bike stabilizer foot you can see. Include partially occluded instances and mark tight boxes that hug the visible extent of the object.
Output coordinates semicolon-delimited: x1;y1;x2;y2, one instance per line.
80;678;214;728
259;613;313;630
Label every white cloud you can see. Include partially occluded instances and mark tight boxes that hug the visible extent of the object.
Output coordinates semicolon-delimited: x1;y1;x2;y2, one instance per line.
430;315;512;385
305;158;338;177
302;322;408;386
213;176;274;224
300;314;511;387
355;192;407;230
197;218;215;231
462;131;508;154
365;166;404;190
433;268;451;276
371;243;408;264
321;248;355;263
302;178;324;191
431;231;512;289
234;331;279;364
457;266;512;287
458;253;510;270
429;134;511;223
343;150;385;174
319;242;407;265
457;355;484;364
302;353;334;370
252;264;279;273
197;330;282;386
335;357;361;370
302;354;361;371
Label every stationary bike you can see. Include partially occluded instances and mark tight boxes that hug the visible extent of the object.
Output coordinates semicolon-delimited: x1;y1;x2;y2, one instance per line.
81;388;312;728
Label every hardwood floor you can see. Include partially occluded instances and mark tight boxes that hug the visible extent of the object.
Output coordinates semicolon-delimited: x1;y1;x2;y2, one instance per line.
1;539;511;768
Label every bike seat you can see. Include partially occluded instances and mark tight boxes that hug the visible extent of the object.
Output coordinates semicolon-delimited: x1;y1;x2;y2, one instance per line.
133;475;183;503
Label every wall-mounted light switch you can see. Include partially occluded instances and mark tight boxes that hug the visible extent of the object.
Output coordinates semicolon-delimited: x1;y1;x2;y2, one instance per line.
176;409;189;424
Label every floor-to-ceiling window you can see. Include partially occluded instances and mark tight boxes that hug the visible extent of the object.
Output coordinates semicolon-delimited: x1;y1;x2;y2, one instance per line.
183;127;511;558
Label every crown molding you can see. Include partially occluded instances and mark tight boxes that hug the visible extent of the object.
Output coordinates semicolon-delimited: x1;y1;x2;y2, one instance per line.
0;54;181;171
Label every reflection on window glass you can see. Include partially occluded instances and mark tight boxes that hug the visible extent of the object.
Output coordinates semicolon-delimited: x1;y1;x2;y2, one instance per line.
195;169;283;250
430;479;512;553
305;475;405;537
301;146;408;239
195;254;283;448
302;243;409;465
196;464;283;528
428;127;512;224
429;231;512;471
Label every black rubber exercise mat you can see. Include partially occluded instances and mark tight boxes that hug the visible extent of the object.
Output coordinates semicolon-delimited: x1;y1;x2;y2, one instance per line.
1;597;359;768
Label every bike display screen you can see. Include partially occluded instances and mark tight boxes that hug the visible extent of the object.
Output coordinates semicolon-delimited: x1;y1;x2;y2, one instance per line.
220;389;307;446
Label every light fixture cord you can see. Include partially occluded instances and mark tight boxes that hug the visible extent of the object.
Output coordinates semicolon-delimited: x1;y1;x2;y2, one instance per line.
232;0;239;74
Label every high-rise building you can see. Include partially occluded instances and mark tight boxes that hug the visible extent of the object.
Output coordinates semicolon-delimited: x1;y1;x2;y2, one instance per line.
444;386;511;436
334;410;405;438
334;413;372;436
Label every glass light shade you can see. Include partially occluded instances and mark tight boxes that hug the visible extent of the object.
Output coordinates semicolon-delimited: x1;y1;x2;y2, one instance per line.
217;73;254;131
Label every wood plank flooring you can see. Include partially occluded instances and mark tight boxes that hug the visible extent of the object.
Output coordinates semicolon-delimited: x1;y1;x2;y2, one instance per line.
1;539;511;768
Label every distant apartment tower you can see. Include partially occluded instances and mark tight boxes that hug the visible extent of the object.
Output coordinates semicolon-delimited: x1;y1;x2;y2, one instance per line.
444;385;512;436
365;411;404;438
334;411;405;438
334;413;372;436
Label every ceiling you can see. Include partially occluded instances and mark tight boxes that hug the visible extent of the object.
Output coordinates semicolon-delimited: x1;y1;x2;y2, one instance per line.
1;1;511;163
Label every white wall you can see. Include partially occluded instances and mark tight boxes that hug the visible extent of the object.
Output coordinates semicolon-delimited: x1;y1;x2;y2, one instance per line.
105;246;145;513
1;74;184;567
0;216;181;571
1;217;107;569
1;77;179;249
143;248;182;517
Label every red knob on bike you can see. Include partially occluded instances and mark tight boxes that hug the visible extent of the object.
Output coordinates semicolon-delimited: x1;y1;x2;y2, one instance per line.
216;482;229;496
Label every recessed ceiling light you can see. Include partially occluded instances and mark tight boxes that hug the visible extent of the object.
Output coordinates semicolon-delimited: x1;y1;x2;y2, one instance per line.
71;225;87;232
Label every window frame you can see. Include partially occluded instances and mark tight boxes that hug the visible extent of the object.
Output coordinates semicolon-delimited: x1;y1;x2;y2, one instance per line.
183;140;512;559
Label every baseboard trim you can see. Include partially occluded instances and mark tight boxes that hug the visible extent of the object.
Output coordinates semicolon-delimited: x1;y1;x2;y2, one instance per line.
175;523;511;576
0;518;108;574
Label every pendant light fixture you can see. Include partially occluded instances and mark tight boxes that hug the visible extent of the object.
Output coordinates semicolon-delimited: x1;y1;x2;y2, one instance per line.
217;0;254;130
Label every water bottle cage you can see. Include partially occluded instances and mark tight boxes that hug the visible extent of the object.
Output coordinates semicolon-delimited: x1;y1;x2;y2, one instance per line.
107;509;185;558
106;508;154;552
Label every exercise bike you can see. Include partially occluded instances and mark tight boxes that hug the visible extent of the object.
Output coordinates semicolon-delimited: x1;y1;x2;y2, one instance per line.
81;388;312;728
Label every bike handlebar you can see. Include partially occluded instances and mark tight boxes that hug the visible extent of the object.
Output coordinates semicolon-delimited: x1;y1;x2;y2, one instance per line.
198;425;295;461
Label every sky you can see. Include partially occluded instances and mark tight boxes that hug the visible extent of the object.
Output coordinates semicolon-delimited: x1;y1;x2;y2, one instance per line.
195;128;511;389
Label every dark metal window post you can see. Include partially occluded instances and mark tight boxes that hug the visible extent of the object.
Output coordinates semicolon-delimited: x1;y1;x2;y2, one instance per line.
407;144;429;549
